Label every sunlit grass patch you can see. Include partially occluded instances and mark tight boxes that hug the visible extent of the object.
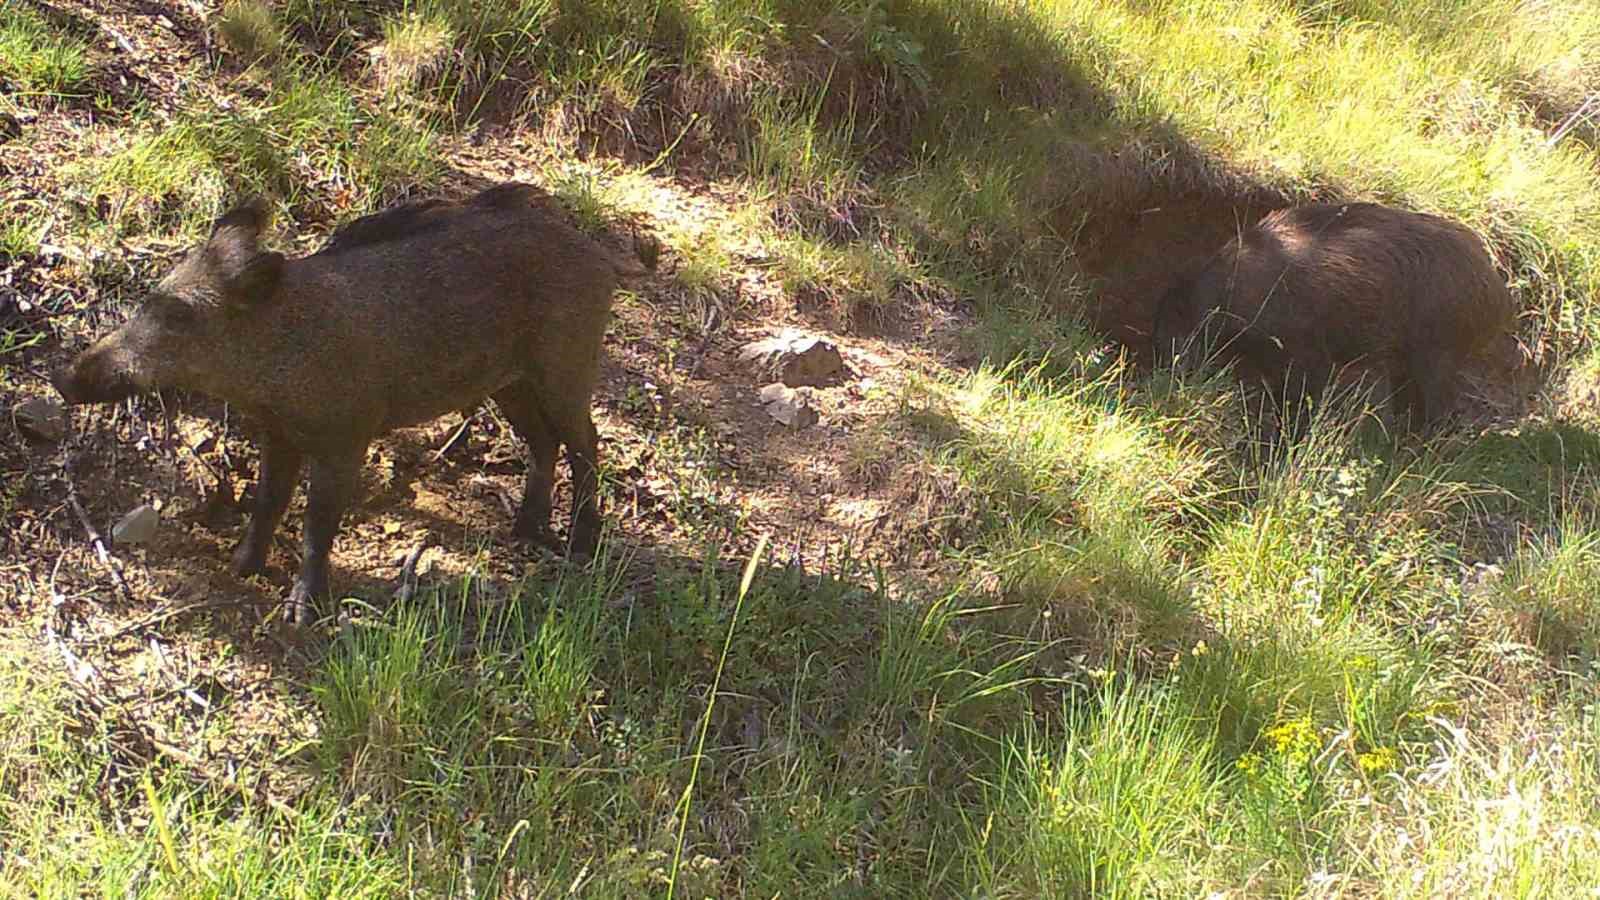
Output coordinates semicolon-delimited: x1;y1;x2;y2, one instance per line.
215;0;285;66
891;358;1224;658
968;676;1223;898
0;5;91;97
928;360;1221;537
994;512;1195;656
373;12;456;93
0;209;46;260
771;232;929;323
91;68;441;235
1492;516;1600;667
747;90;865;220
0;641;410;895
1344;702;1600;897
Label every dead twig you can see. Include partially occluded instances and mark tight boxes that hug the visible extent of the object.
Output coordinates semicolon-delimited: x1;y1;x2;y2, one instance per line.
47;623;110;711
148;636;210;710
432;413;475;462
146;738;302;820
392;536;432;604
63;473;137;605
96;19;138;56
45;611;304;822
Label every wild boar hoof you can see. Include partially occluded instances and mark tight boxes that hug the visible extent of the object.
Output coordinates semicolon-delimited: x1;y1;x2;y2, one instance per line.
231;542;267;577
286;582;317;625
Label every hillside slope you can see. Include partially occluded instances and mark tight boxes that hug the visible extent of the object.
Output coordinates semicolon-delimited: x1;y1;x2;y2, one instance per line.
4;0;1600;894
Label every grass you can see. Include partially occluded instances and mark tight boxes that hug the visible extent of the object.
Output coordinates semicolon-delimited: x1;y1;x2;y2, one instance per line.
0;6;91;98
969;676;1225;896
214;0;284;66
0;213;44;261
1492;515;1600;666
88;65;441;236
10;0;1600;895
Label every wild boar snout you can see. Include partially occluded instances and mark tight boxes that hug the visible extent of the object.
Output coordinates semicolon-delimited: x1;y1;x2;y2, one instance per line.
54;337;144;405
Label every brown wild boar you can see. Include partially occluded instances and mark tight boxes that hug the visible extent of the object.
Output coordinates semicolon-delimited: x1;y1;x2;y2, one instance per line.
1152;202;1516;433
55;183;655;622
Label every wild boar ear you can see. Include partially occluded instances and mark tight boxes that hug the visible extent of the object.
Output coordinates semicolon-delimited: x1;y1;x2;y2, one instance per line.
206;198;284;304
210;197;271;246
226;251;285;305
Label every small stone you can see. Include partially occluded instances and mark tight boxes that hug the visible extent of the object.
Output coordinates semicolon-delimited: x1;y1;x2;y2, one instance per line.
782;337;846;387
759;382;819;428
113;504;159;545
14;397;66;443
740;330;847;388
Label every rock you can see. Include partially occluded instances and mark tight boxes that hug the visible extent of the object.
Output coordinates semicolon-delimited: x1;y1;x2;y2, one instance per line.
740;330;847;387
14;397;66;443
759;382;819;428
113;504;159;545
0;113;20;143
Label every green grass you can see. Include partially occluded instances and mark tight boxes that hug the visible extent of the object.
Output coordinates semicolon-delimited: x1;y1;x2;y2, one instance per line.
15;0;1600;894
1492;515;1600;666
0;6;91;98
89;65;441;236
970;676;1224;896
0;643;412;897
303;550;1043;895
0;212;44;260
214;0;285;65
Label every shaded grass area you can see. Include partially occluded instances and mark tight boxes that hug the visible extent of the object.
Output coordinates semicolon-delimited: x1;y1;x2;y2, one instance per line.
8;517;1599;894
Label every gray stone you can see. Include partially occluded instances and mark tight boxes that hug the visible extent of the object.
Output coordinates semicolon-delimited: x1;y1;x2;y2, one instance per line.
112;504;159;545
759;382;819;428
740;331;846;387
14;397;66;443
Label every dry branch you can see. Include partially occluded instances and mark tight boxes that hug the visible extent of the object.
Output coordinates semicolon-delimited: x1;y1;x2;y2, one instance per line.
62;472;138;605
392;536;432;604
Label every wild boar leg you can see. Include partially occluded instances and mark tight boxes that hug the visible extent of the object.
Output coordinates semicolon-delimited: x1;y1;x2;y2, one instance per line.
287;447;363;623
231;432;304;577
491;384;561;548
556;408;602;557
1406;348;1463;431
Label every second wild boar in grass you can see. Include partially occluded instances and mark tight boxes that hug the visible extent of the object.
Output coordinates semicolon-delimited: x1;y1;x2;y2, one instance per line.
1153;202;1517;435
54;182;656;622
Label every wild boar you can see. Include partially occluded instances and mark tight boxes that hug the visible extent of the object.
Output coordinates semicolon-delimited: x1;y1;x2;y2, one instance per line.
55;182;655;622
1152;202;1516;433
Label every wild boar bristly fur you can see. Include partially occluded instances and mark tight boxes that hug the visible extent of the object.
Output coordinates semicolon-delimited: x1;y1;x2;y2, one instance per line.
55;182;654;623
1152;202;1516;434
